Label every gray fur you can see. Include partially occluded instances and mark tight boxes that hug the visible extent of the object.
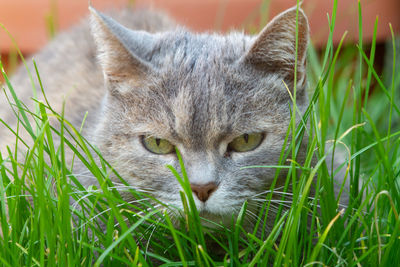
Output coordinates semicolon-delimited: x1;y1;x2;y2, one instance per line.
1;6;312;229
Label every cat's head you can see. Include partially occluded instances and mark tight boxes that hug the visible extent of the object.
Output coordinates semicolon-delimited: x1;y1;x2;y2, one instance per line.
90;6;309;227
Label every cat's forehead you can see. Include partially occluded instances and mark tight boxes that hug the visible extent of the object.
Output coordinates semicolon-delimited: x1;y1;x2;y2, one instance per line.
152;30;260;101
153;30;252;69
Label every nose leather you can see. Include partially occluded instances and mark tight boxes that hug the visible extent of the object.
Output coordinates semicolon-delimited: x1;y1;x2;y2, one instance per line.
190;182;217;202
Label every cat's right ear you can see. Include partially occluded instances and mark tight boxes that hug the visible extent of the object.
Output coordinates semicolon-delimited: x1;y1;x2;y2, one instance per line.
242;6;309;86
89;7;155;92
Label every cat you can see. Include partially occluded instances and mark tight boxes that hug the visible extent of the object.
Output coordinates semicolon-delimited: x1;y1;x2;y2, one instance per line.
1;5;315;231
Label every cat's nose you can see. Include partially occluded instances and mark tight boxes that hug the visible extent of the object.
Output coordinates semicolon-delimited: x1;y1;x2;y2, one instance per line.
190;182;217;202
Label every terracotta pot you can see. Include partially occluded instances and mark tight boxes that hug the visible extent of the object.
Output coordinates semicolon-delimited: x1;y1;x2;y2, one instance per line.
0;0;399;54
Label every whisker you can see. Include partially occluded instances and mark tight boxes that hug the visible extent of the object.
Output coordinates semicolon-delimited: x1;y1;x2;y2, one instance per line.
251;198;294;204
75;198;153;232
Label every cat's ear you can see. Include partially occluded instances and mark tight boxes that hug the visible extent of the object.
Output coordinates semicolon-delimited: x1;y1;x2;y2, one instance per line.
243;6;309;84
89;7;155;86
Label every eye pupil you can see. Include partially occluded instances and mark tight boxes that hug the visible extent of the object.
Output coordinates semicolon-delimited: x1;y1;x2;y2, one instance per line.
155;138;161;146
243;133;249;143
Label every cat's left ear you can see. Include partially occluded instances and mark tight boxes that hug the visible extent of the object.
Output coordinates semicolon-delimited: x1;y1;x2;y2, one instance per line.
243;6;309;85
89;7;156;92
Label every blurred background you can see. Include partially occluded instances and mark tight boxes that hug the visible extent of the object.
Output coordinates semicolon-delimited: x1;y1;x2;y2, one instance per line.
0;0;399;78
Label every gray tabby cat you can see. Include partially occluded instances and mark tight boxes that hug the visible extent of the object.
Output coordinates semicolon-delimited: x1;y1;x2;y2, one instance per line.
1;6;310;229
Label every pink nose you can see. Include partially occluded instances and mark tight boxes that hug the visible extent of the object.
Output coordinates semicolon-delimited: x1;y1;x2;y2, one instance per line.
190;182;218;202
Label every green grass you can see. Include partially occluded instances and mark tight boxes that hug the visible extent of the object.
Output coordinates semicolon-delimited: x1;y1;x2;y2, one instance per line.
1;0;400;265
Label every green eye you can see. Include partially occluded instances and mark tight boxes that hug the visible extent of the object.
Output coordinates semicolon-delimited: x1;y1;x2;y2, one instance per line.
228;133;264;152
141;136;175;154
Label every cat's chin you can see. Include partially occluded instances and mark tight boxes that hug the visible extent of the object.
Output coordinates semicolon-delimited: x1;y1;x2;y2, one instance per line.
197;210;233;230
197;202;248;229
187;199;246;228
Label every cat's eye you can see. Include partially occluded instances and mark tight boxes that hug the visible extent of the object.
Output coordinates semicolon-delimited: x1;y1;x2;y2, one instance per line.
141;136;175;154
228;133;264;152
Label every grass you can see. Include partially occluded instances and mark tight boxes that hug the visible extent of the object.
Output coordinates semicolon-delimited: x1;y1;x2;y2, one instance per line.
1;0;400;265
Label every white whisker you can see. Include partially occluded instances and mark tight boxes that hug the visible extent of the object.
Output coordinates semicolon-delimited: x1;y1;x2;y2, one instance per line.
75;198;153;232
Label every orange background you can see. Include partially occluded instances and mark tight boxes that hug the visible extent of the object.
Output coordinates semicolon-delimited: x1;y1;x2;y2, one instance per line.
0;0;399;55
